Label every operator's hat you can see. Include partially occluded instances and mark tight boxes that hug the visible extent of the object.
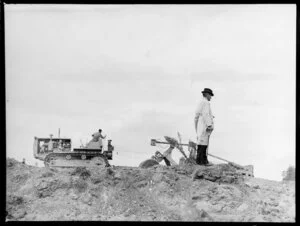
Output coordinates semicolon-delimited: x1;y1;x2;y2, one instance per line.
201;88;214;96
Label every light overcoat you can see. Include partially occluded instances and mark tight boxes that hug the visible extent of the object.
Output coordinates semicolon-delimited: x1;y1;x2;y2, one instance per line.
195;98;214;145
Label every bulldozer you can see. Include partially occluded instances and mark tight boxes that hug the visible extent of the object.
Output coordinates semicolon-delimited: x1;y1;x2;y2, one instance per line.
33;133;114;168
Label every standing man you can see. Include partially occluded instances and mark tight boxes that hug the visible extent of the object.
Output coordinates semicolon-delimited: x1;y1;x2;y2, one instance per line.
92;129;106;150
194;88;214;165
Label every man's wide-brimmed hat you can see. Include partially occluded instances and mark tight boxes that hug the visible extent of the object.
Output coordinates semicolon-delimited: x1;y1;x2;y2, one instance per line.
201;88;214;96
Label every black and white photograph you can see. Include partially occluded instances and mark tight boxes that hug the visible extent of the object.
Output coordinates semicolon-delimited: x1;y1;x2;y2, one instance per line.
5;4;295;222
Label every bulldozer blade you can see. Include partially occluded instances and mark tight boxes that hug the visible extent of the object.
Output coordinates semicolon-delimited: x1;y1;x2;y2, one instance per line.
139;159;160;169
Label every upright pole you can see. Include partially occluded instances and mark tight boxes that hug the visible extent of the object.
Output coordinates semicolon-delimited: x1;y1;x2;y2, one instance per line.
58;128;60;138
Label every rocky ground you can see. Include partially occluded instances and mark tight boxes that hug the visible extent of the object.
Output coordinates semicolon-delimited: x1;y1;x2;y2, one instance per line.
6;158;295;222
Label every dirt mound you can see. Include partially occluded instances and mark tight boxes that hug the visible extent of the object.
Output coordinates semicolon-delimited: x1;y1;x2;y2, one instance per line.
6;158;295;222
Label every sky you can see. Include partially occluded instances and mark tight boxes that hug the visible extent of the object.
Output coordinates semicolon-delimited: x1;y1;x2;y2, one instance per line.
5;4;296;181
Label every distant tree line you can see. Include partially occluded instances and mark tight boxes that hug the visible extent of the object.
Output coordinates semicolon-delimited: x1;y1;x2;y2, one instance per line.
282;165;295;181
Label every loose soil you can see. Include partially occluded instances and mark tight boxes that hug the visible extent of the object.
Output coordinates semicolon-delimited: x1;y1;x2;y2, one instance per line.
6;158;295;222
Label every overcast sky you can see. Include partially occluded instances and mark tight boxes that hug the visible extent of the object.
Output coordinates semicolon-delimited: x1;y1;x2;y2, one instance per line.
5;4;295;181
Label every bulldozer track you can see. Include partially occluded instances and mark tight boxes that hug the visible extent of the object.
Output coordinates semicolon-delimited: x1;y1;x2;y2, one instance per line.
44;152;110;168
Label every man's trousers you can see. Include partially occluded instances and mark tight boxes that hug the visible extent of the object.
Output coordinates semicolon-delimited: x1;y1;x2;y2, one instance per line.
196;145;209;165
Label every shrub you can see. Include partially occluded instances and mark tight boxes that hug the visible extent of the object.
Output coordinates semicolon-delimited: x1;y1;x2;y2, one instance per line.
282;165;295;181
71;167;91;180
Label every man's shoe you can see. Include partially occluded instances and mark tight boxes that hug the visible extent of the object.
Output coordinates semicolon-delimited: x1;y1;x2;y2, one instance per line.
198;160;207;165
204;162;213;166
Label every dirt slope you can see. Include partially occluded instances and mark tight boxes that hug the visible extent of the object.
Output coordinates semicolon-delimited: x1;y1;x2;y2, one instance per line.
6;158;295;222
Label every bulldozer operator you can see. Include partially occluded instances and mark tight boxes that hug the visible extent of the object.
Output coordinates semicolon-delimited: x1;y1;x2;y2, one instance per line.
40;134;54;153
92;129;106;150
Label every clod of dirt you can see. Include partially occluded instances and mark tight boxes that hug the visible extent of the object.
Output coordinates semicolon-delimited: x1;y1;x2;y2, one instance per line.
70;167;91;180
72;178;88;193
41;171;55;178
199;209;214;221
6;194;27;220
191;164;245;184
7;194;24;206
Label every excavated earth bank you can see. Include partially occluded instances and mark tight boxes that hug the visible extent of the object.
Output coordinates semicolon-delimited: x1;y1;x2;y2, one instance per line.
6;158;295;222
